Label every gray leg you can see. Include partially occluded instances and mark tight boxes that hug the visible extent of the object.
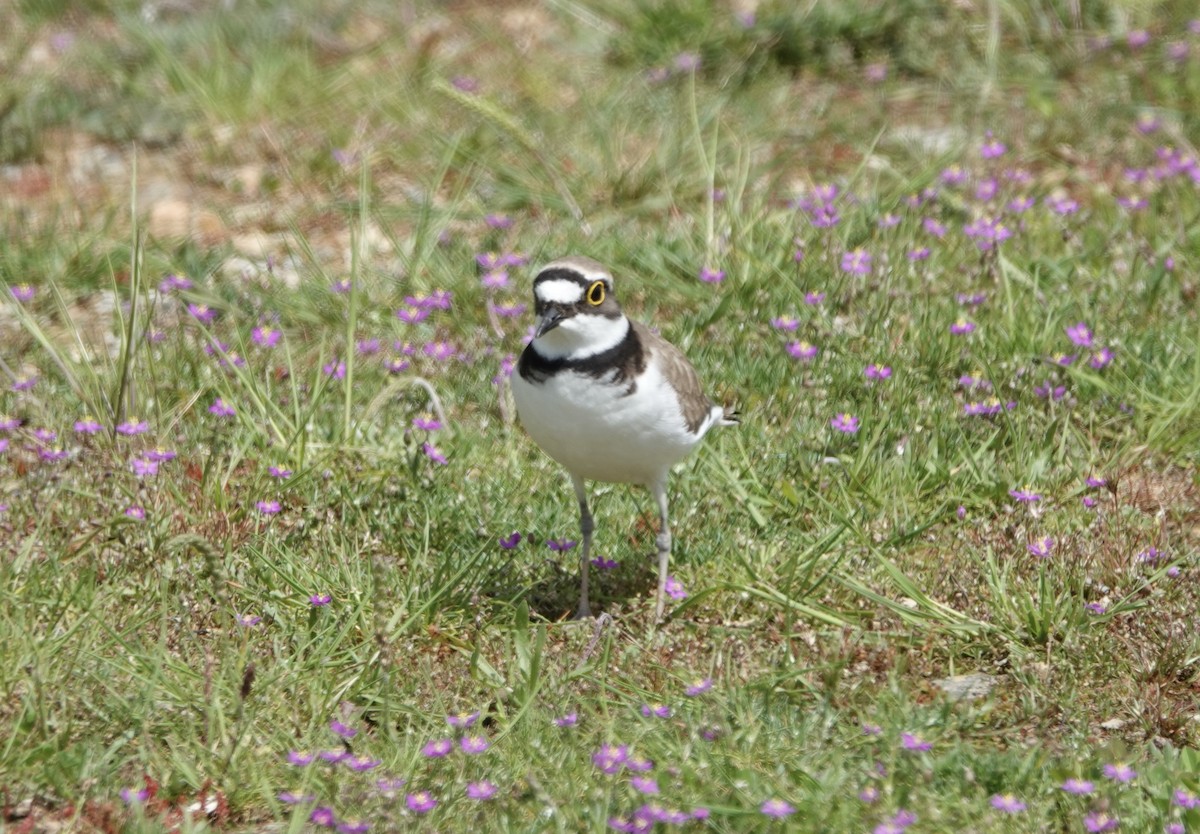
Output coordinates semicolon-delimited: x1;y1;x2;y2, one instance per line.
572;474;593;618
652;478;672;621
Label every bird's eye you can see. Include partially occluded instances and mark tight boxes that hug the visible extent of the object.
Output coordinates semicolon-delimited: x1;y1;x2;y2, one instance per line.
586;281;606;306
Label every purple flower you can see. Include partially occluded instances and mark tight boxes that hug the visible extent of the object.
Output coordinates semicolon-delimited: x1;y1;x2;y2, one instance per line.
269;465;292;478
1027;537;1054;558
396;307;430;324
422;341;456;361
451;75;479;92
159;273;192;294
481;270;509;290
592;743;629;774
310;594;332;607
238;613;261;627
356;338;381;356
466;781;497;800
412;415;442;431
460;735;489;754
11;284;36;302
278;791;314;804
640;703;670;719
674;51;701;72
376;777;406;795
257;500;281;515
422;443;447;465
950;318;976;335
1066;322;1094;347
146;448;176;462
862;722;883;736
900;732;931;752
878;213;900;228
990;794;1026;813
760;799;795;818
33;428;56;443
941;165;968;186
770;315;800;331
485;214;512;229
1173;789;1200;809
786;341;819;361
345;755;381;772
830;413;860;434
840;248;872;275
1166;824;1185;834
489;302;526;318
625;754;653;773
1102;762;1137;783
187;303;217;324
131;457;159;477
804;290;824;304
252;326;281;348
499;531;522;549
1060;778;1094;795
74;416;103;434
1127;29;1150;48
907;247;931;261
405;791;436;813
318;749;346;763
1084;812;1119;833
444;711;479;729
310;806;336;827
554;712;578;727
864;61;887;82
336;820;369;834
287;750;315;766
591;556;618;569
125;506;146;520
39;446;68;462
120;786;150;804
1009;486;1041;503
698;266;725;284
1047;194;1079;215
421;738;453;758
685;678;713;696
859;786;879;803
209;398;235;417
865;364;892;381
630;776;659;795
322;360;346;379
664;575;687;600
547;538;577;552
980;133;1007;159
116;418;150;436
1089;347;1114;369
922;217;947;238
1086;602;1107;615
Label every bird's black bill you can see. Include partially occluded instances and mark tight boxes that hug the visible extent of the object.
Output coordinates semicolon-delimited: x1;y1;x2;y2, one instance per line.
535;308;566;338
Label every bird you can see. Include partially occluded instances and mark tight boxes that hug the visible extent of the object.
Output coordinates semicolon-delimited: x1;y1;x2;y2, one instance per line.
510;255;738;620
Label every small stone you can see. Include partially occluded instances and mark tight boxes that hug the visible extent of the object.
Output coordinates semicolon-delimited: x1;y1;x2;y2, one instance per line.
933;673;999;701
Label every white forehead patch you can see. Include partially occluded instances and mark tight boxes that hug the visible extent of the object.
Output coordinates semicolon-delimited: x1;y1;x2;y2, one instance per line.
534;279;585;305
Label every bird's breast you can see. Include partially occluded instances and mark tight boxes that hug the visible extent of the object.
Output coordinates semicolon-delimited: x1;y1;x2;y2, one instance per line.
511;358;707;485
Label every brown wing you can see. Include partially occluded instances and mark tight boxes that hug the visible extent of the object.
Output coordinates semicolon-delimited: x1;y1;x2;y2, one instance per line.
632;320;716;434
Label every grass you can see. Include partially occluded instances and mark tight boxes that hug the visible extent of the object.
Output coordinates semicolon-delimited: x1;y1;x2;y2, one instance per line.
2;0;1200;831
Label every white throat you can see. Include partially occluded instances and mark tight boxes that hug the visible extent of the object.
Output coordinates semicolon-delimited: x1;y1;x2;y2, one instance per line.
533;314;630;361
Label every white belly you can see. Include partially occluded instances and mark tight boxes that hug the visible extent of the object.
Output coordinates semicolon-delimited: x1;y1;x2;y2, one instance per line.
512;361;709;486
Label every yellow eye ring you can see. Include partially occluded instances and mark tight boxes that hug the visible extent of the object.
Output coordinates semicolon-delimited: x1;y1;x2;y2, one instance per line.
587;280;606;306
